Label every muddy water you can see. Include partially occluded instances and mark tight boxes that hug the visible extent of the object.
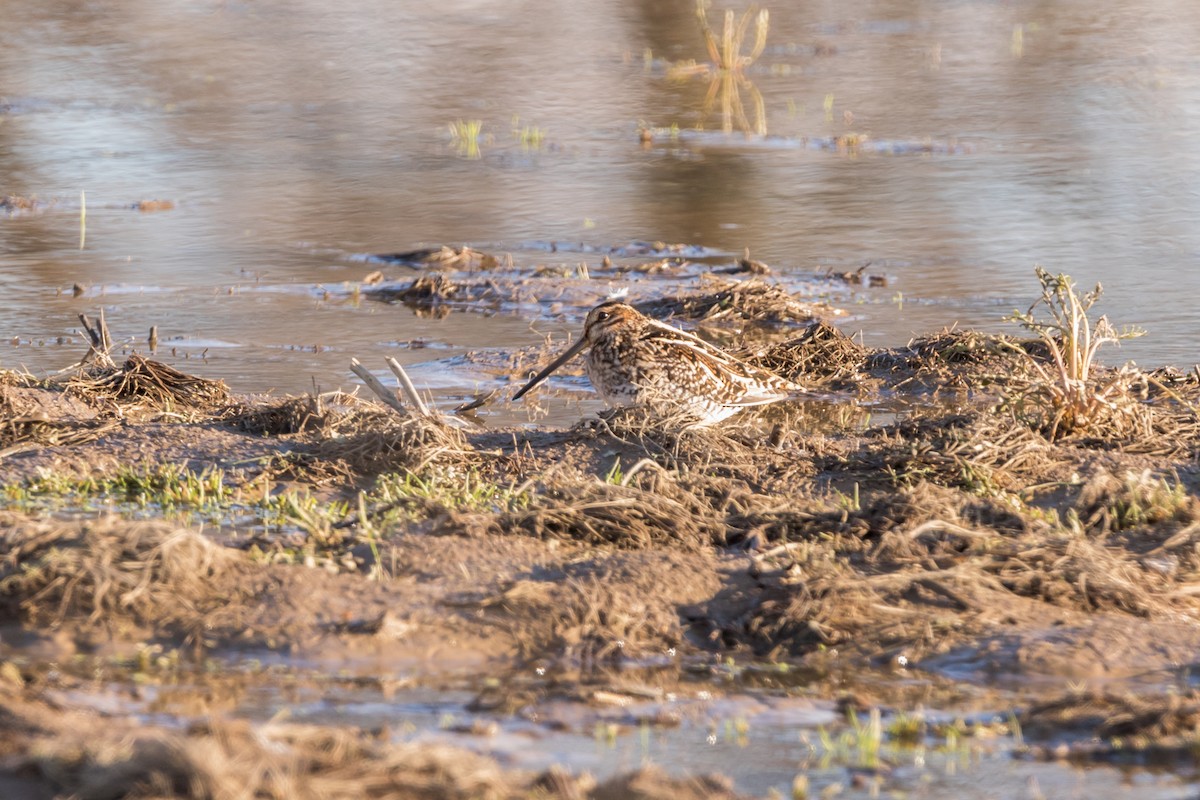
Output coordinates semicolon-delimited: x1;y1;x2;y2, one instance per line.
59;657;1197;799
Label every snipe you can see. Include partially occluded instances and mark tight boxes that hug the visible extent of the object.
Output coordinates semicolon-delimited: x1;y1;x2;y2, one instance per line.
513;300;802;426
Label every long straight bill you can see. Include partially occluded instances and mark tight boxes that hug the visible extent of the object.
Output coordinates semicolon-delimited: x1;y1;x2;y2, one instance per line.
512;336;590;400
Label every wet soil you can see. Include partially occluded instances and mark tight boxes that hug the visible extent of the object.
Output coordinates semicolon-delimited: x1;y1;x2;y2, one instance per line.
3;300;1200;797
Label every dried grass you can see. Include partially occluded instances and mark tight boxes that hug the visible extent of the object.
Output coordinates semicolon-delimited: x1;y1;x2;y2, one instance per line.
0;417;121;452
368;273;499;314
66;355;229;414
374;244;502;270
0;516;250;634
742;320;868;386
636;277;833;326
1003;267;1146;440
220;392;372;437
983;532;1161;616
865;329;1039;392
314;412;474;475
725;471;1200;658
491;479;722;550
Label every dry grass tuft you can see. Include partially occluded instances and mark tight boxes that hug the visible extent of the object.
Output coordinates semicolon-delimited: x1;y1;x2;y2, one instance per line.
743;320;868;386
220;392;378;437
374;244;502;270
0;516;250;634
493;479;722;550
723;470;1200;659
391;273;461;303
0;417;121;452
67;355;229;414
315;412;474;475
863;329;1041;393
906;329;1027;367
221;395;330;436
636;277;833;327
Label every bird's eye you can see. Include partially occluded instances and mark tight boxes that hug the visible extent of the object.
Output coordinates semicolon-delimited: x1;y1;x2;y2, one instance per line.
596;310;611;321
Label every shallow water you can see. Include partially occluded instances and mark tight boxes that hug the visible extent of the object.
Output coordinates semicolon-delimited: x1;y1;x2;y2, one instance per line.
4;0;1200;421
121;660;1198;799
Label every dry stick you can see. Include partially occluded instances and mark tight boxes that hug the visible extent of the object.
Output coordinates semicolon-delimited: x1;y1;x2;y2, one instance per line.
753;541;808;562
1148;521;1200;556
906;519;997;543
620;457;671;486
98;307;111;353
385;357;431;417
77;312;115;368
348;358;409;418
78;313;101;348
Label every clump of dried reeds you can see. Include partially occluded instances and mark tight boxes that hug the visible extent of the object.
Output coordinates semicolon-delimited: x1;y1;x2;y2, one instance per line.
67;355;229;414
745;320;868;386
1003;267;1145;440
637;277;830;327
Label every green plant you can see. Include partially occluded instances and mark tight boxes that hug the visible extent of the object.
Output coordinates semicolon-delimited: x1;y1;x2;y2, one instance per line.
1004;266;1144;439
669;1;769;135
372;469;528;516
1107;471;1191;530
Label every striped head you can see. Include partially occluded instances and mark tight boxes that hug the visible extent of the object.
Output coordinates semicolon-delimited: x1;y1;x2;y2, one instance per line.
512;299;642;401
581;301;644;345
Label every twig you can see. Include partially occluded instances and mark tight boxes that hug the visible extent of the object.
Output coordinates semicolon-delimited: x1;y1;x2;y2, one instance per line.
620;457;671;486
98;307;111;353
753;541;807;562
77;312;116;368
385;357;431;417
1148;521;1200;556
79;313;101;348
906;519;997;543
454;389;497;415
348;358;409;418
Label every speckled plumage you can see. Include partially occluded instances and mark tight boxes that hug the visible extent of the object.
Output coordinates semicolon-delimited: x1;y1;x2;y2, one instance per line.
513;301;802;426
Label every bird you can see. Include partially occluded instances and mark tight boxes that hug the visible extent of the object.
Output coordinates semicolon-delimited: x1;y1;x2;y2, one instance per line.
512;300;802;427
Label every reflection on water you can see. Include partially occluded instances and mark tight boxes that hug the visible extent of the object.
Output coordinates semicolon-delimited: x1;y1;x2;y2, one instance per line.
668;2;770;135
2;0;1200;403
